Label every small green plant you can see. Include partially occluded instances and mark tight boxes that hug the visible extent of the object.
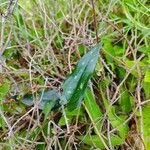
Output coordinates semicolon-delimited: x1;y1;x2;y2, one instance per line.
22;42;102;112
1;0;149;149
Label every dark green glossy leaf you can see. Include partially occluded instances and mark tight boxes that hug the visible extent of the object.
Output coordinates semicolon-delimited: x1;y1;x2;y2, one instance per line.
22;90;60;111
62;43;102;111
38;90;60;110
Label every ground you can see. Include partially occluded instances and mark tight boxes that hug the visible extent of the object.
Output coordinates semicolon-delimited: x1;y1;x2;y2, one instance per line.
0;0;150;150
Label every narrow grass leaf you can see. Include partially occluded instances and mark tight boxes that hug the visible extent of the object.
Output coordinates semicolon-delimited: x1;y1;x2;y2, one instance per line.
84;89;103;130
139;104;150;150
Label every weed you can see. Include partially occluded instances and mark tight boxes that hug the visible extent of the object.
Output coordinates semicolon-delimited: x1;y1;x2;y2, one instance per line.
0;0;150;149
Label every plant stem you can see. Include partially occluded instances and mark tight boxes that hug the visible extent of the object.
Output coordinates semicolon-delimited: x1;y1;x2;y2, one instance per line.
91;0;99;43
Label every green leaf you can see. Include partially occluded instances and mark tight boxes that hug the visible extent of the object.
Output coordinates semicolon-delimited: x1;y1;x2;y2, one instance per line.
139;104;150;150
0;79;10;101
43;100;56;118
38;90;60;110
143;71;150;99
102;38;114;56
143;82;150;99
107;106;129;139
36;144;46;150
62;42;103;111
102;93;129;139
22;90;60;111
84;89;103;130
138;46;150;54
3;48;17;59
125;60;146;77
102;39;115;63
22;94;34;106
113;45;125;56
144;70;150;82
59;108;84;126
0;117;5;128
78;44;86;56
78;134;124;149
120;88;133;113
115;66;126;80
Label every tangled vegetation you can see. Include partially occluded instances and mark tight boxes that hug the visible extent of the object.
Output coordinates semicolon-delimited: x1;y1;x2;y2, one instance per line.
0;0;150;149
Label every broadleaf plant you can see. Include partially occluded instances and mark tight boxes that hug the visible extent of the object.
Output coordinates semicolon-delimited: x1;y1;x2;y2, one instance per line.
22;42;102;112
22;90;60;111
62;42;102;110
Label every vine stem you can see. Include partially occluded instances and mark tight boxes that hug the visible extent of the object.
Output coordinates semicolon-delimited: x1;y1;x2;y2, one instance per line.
91;0;99;43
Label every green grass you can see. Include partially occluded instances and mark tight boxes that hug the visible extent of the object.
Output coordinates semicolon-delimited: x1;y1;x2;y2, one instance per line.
0;0;150;149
